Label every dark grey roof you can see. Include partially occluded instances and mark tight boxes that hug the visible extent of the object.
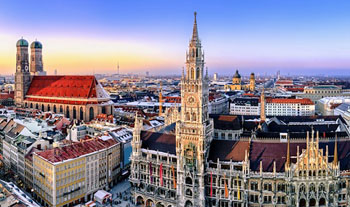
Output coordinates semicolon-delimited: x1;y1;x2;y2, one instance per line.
232;97;259;106
210;114;242;130
141;131;176;154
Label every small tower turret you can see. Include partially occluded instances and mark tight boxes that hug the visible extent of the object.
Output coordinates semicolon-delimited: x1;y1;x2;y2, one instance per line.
250;72;255;91
232;70;241;85
132;113;143;158
260;87;266;122
159;82;163;117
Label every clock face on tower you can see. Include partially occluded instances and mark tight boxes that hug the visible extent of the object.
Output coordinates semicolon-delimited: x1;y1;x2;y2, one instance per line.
186;95;197;106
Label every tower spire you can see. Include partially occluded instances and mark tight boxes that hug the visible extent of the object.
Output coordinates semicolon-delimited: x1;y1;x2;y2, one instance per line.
159;82;163;117
286;133;290;169
334;133;338;167
260;87;266;122
191;12;199;43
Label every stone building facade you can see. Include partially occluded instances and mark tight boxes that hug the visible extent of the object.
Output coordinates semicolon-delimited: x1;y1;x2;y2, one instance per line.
130;13;350;207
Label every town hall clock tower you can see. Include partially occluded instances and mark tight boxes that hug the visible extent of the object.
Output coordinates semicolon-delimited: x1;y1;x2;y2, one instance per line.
176;12;213;207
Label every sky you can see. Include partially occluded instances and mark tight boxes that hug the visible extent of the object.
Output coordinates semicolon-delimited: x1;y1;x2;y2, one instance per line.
0;0;350;76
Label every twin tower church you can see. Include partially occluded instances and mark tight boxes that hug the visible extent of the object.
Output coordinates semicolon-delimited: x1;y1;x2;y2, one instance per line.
14;39;114;121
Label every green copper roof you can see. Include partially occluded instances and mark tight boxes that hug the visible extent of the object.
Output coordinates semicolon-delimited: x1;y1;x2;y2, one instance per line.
16;39;29;47
233;70;241;78
31;41;42;49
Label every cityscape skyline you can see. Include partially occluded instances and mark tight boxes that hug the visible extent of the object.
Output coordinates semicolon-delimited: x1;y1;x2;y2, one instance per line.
3;3;350;207
1;0;350;76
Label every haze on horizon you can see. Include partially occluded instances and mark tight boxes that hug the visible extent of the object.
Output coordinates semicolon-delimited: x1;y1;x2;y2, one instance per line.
1;0;350;76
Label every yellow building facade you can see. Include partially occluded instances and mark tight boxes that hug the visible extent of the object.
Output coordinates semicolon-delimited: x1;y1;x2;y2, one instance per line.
225;70;255;92
33;137;120;207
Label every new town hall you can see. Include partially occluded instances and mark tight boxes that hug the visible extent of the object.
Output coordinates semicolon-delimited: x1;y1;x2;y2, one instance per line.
130;13;350;207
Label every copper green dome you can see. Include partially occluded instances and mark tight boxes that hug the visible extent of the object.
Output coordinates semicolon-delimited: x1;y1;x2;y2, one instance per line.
233;70;241;78
31;41;42;49
16;39;29;47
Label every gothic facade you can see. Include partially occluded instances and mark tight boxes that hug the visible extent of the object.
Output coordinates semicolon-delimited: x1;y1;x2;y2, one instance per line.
130;13;350;207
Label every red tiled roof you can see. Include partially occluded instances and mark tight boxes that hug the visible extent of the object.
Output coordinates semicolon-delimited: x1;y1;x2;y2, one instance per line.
266;98;314;105
35;138;118;163
164;96;181;103
26;76;98;99
276;80;293;85
0;92;14;99
285;88;304;92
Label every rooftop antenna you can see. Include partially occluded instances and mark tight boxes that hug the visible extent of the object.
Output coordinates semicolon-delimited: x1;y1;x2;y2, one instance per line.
117;61;120;75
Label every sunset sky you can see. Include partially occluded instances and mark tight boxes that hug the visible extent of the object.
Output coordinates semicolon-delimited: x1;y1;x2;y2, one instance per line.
1;0;350;76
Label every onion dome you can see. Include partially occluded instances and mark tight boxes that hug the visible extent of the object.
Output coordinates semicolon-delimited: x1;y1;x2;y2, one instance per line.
233;70;241;79
31;41;42;49
16;38;29;47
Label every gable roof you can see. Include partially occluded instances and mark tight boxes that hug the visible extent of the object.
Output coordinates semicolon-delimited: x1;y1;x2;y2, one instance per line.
210;114;241;130
249;141;306;173
208;140;249;162
141;131;176;154
35;137;118;163
25;76;110;103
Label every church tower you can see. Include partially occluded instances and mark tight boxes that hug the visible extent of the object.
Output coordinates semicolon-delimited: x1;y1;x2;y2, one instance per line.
30;40;45;75
15;38;31;107
249;72;255;91
176;12;213;207
260;87;266;121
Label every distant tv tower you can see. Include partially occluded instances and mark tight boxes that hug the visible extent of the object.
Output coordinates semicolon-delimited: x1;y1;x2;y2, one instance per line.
117;61;120;75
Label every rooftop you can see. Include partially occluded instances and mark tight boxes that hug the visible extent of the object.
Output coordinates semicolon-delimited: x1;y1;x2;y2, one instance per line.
266;98;314;105
25;75;110;102
141;131;176;155
35;137;118;163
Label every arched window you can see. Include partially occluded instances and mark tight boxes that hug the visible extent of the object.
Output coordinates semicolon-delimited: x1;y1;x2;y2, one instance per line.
89;107;94;121
102;106;106;114
191;68;195;79
30;103;33;108
41;104;44;111
185;201;193;207
185;189;192;196
196;67;200;79
192;113;196;121
35;103;38;110
66;106;70;118
53;105;57;113
186;112;190;121
47;104;50;112
185;177;192;185
80;107;84;120
60;105;63;113
73;106;77;119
